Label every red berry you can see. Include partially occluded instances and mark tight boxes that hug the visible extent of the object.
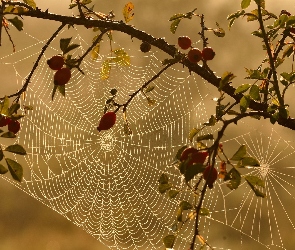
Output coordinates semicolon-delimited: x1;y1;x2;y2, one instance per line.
140;42;151;53
180;147;208;166
201;47;215;61
203;165;218;189
97;112;116;132
47;56;64;70
54;68;71;85
178;36;192;50
187;48;202;63
0;116;11;127
8;120;20;134
85;17;94;29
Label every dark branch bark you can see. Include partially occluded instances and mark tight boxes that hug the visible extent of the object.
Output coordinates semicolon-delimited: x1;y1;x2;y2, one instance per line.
3;8;295;130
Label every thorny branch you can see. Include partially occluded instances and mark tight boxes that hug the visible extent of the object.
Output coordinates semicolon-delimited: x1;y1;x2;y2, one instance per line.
0;4;294;131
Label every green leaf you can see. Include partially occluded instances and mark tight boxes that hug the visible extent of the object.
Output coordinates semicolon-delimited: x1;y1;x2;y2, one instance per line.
213;22;225;37
235;84;251;94
241;157;260;166
0;164;8;174
275;57;284;68
58;85;66;97
225;168;241;190
144;85;155;94
280;72;291;81
100;59;111;80
219;71;236;90
5;158;23;182
177;207;183;222
179;201;193;210
203;115;216;126
249;85;261;101
170;19;181;34
241;0;251;9
169;13;186;21
245;176;266;197
185;163;205;182
246;12;258;22
24;0;36;9
230;145;247;161
51;85;58;101
188;128;201;142
8;17;23;31
245;175;265;188
168;190;180;199
82;0;92;4
274;14;288;28
254;0;265;8
197;134;214;141
171;223;178;232
252;30;263;38
199;207;210;216
10;114;24;121
5;144;27;155
286;16;295;27
63;44;80;55
159;183;171;194
253;188;266;198
1;132;16;138
245;68;264;79
240;95;251;113
163;235;175;248
1;96;9;116
158;173;169;184
60;37;72;53
227;10;245;29
8;103;20;115
4;5;15;13
279;106;289;119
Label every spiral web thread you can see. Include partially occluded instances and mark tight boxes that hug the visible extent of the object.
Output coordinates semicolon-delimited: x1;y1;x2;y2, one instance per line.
0;26;295;250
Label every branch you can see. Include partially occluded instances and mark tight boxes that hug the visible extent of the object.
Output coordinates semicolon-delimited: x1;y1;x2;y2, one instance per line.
2;8;295;130
7;23;66;101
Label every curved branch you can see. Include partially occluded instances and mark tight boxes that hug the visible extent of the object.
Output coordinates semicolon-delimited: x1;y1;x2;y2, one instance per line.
2;8;295;130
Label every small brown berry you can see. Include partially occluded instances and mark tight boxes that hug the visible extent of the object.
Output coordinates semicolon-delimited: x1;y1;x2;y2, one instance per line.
188;48;202;63
140;42;151;53
54;68;71;85
47;56;64;70
202;47;215;61
178;36;192;50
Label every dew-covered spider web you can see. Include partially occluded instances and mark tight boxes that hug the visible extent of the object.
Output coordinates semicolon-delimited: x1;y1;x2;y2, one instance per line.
0;24;295;250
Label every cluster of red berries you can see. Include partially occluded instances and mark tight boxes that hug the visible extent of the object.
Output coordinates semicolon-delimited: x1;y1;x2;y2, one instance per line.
0;116;21;134
178;36;215;63
47;56;71;85
180;147;218;189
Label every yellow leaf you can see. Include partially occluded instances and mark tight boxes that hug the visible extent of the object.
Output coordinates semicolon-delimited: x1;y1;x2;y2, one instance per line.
91;44;100;60
100;60;111;80
123;2;134;23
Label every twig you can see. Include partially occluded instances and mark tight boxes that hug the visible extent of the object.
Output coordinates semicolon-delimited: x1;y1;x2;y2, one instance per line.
113;61;178;113
257;5;284;107
6;23;66;102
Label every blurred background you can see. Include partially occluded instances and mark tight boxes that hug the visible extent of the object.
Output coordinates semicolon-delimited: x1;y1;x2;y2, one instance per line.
0;1;294;250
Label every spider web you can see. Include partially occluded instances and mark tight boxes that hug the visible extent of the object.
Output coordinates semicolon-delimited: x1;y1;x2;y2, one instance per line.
0;25;295;250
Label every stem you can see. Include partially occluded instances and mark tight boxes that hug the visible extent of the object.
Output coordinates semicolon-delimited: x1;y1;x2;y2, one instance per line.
8;23;66;102
257;5;284;107
114;61;177;113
